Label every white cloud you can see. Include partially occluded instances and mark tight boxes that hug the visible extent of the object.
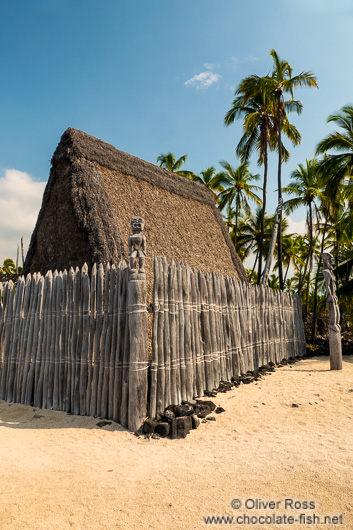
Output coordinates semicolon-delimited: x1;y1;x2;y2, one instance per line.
286;216;307;236
229;55;258;67
0;169;46;264
203;63;218;71
184;71;220;89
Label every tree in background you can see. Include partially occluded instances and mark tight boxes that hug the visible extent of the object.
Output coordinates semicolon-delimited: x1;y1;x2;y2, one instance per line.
266;49;318;289
156;152;195;179
225;50;317;286
236;208;274;282
316;105;353;197
0;258;23;275
283;158;322;295
211;161;261;248
224;86;274;283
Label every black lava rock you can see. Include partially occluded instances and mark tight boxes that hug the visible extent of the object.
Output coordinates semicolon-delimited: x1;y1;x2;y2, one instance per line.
177;416;193;438
191;414;200;429
143;419;159;434
175;404;194;417
96;421;112;428
162;409;175;422
197;400;216;411
170;419;178;439
197;407;212;419
155;422;170;437
215;407;225;414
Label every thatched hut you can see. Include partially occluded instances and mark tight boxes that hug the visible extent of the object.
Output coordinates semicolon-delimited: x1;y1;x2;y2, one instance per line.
24;128;247;295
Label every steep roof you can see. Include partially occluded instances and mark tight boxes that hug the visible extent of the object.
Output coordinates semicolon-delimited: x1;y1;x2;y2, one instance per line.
24;128;247;285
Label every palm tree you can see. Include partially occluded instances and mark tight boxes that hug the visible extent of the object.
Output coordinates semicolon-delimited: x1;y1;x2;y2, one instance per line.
225;73;303;284
236;208;274;280
316;105;353;196
211;161;261;248
191;166;223;204
156;152;195;178
274;231;304;284
225;87;273;282
191;166;216;186
265;49;318;288
283;159;322;295
0;258;22;275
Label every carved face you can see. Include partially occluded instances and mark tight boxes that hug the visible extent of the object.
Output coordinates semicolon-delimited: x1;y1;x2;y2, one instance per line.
322;252;333;269
131;216;144;232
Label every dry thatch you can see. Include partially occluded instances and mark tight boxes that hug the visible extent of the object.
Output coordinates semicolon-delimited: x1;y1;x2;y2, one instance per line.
24;128;247;293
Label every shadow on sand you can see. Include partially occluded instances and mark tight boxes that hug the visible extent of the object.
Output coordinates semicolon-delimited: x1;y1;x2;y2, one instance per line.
0;400;128;432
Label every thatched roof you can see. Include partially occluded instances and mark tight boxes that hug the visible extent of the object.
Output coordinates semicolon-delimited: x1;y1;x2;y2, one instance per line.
24;128;247;288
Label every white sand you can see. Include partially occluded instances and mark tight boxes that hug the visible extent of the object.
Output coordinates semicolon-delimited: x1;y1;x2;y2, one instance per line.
0;356;352;529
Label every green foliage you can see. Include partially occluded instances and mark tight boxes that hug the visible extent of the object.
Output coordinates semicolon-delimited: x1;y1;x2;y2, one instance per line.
156;152;196;179
0;258;23;275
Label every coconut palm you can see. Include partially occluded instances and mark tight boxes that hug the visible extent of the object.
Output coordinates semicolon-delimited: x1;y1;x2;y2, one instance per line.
0;258;22;275
236;208;274;280
191;166;223;204
225;73;303;284
191;166;216;186
264;49;318;288
211;161;261;248
274;232;305;284
225;87;273;282
316;105;353;196
156;152;195;179
283;159;322;295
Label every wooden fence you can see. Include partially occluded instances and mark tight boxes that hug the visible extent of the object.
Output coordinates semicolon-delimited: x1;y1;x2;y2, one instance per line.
150;257;306;417
0;261;139;428
0;256;306;428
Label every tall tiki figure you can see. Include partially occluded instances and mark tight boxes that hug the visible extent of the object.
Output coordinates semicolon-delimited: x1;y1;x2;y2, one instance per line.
322;252;342;370
128;217;146;274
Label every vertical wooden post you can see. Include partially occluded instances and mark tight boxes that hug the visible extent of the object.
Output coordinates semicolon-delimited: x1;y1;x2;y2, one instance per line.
127;268;148;432
127;217;148;432
21;237;25;268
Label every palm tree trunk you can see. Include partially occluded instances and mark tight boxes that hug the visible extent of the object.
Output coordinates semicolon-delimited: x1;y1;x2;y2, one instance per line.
305;260;312;313
257;141;268;284
261;199;282;285
298;202;313;296
284;260;291;284
250;251;259;282
234;196;239;248
276;89;284;290
311;218;328;340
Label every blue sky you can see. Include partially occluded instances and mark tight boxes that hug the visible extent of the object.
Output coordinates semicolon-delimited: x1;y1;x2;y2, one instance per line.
1;0;353;263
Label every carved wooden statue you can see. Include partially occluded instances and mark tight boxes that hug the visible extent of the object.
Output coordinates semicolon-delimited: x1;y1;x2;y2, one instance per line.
128;216;146;274
322;252;342;370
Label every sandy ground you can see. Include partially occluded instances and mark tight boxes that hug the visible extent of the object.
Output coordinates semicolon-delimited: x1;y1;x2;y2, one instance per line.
0;356;353;530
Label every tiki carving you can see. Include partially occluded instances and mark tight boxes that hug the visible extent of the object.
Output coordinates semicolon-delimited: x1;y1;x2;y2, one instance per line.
322;252;340;332
322;252;342;369
128;216;146;274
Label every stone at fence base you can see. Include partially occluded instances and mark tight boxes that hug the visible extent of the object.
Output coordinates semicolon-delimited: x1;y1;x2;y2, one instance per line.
143;418;159;434
197;400;216;411
175;404;194;417
191;414;200;429
162;409;175;422
177;416;193;438
155;422;170;437
170;419;178;439
197;407;212;419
